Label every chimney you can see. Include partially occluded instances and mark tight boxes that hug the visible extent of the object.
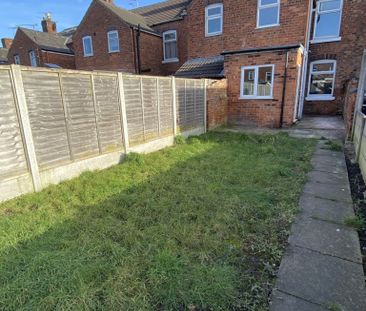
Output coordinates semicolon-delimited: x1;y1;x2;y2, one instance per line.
41;13;57;33
103;0;114;3
1;38;13;49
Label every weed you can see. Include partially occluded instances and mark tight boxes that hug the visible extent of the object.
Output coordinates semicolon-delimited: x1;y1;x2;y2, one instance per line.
324;140;343;152
175;135;186;145
344;215;365;231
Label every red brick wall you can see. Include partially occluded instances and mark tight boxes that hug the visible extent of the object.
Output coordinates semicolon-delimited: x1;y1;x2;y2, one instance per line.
153;20;188;76
186;0;310;59
40;51;75;69
73;0;137;72
304;0;366;115
139;31;163;75
207;79;228;129
225;49;301;128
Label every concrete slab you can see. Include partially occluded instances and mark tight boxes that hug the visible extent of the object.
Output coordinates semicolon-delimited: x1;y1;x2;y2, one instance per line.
307;170;349;186
311;156;348;175
270;289;328;311
303;182;352;203
311;154;347;170
294;116;345;131
299;195;354;224
314;147;344;158
289;216;362;263
276;246;366;311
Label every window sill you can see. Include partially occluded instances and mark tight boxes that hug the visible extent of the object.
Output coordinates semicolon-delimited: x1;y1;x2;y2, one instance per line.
306;95;335;101
84;55;93;57
108;50;120;54
162;58;179;64
310;37;341;44
256;24;280;30
240;96;273;100
205;32;222;37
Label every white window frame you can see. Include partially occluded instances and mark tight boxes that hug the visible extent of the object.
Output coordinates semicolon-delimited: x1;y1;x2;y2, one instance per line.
240;64;275;100
257;0;280;29
14;54;20;65
107;30;120;53
29;50;37;67
162;30;178;63
312;0;343;43
205;3;223;37
306;59;337;101
82;36;93;57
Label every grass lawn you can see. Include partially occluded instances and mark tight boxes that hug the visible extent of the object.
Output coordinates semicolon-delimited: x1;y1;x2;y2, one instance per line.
0;132;315;311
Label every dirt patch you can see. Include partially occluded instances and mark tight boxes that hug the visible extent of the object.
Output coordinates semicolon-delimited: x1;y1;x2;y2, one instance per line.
344;144;366;274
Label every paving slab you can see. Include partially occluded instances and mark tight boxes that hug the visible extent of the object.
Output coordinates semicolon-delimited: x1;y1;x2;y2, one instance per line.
314;147;345;158
311;154;348;169
303;182;352;203
289;216;362;263
307;170;349;185
270;289;328;311
299;195;354;224
274;246;366;311
311;156;348;175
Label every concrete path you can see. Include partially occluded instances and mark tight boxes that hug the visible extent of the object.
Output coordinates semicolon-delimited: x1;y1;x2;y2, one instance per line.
270;140;366;311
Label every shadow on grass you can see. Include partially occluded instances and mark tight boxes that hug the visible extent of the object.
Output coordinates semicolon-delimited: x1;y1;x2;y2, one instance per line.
0;132;316;311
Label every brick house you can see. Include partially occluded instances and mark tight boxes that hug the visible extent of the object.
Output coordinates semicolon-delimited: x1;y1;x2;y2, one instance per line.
7;14;76;69
72;0;189;75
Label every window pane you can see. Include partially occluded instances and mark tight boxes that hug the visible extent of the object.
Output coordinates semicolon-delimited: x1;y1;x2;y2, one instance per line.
319;0;341;11
165;41;177;59
261;0;278;5
164;32;176;41
208;17;221;33
312;62;334;72
109;33;119;51
207;6;221;16
259;6;279;26
243;69;255;96
258;66;272;96
84;38;92;55
310;74;334;95
315;11;340;38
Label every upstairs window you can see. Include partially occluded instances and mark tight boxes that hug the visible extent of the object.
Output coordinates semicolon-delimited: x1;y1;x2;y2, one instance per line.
14;55;20;65
29;50;37;67
163;30;178;62
307;60;336;100
107;30;120;53
241;65;274;99
205;4;223;37
82;36;93;57
313;0;343;42
257;0;280;28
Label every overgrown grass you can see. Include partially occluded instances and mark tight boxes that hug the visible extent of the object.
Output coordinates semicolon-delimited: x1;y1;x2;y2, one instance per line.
0;132;315;311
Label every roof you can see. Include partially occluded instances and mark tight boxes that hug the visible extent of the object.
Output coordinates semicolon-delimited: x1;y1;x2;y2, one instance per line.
0;48;8;63
20;28;73;54
97;0;155;33
132;0;190;26
175;56;225;79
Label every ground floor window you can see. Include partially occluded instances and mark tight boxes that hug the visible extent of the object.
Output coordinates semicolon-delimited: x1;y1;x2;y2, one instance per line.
307;60;336;100
240;65;274;99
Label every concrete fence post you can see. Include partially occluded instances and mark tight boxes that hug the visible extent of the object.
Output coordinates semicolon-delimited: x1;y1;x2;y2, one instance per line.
356;115;366;162
172;76;177;136
204;79;208;133
117;72;130;153
10;65;42;191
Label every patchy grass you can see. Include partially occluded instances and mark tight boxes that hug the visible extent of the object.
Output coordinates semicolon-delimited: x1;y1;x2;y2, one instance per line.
344;215;365;231
0;132;315;311
323;140;343;152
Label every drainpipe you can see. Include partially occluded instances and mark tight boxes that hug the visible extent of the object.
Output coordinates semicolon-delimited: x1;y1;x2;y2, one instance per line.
131;27;138;74
280;51;289;128
298;0;314;119
136;24;141;74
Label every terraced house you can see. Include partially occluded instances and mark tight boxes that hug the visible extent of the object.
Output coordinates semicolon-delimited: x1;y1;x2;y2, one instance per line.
71;0;366;128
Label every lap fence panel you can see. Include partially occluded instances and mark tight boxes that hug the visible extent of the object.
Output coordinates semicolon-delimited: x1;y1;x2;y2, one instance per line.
142;77;159;142
158;78;174;137
175;78;186;133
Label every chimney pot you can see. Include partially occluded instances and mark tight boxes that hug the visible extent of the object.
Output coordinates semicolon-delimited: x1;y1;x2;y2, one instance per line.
1;38;13;49
42;13;57;33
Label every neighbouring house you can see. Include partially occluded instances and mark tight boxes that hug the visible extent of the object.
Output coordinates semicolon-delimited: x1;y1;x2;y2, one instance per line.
7;14;76;69
0;48;8;64
72;0;188;75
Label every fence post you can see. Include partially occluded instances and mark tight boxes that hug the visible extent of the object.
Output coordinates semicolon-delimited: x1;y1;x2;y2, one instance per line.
352;50;366;140
10;65;42;191
204;79;208;133
172;76;177;136
117;72;130;153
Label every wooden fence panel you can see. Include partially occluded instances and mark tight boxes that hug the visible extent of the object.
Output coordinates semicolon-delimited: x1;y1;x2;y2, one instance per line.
22;70;71;169
0;68;28;179
61;73;100;160
93;74;124;153
142;77;159;141
158;78;174;137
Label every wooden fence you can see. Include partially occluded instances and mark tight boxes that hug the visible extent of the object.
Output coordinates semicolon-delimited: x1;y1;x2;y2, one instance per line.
352;50;366;178
0;65;209;202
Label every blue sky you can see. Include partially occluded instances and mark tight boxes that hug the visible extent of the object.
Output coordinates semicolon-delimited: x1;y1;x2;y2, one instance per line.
0;0;163;40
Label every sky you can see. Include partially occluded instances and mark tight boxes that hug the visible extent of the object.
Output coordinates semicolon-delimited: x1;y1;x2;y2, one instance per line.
0;0;163;40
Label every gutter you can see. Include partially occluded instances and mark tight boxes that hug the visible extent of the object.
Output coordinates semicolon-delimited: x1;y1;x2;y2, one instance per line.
221;44;301;56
